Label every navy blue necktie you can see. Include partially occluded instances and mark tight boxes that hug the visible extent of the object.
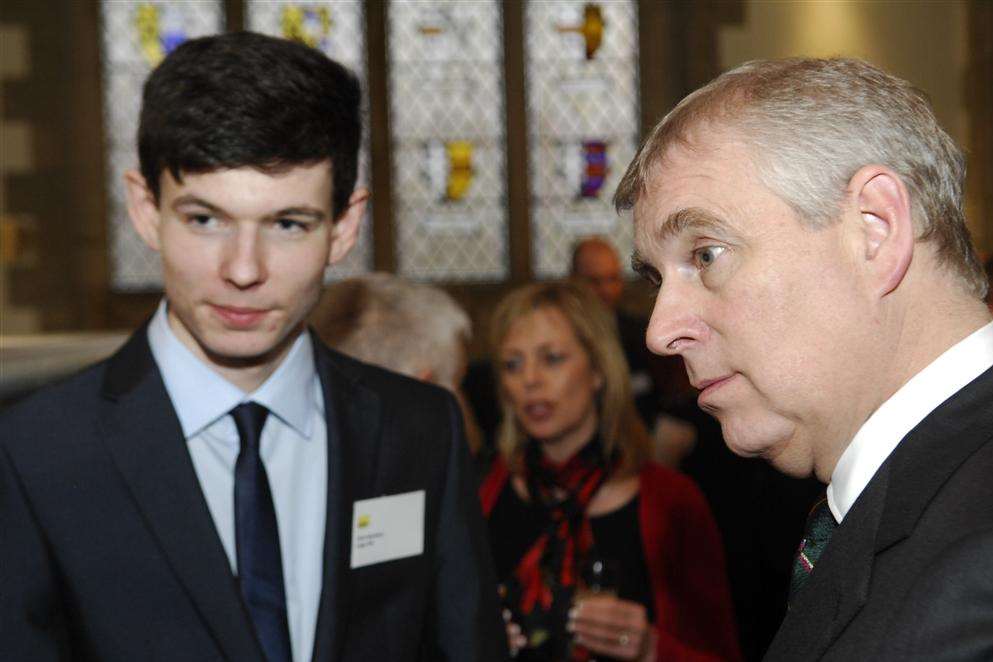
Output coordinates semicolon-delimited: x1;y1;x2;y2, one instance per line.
231;402;292;662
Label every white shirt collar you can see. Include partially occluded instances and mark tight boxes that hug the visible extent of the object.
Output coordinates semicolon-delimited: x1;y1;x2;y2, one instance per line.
827;320;993;522
147;300;319;439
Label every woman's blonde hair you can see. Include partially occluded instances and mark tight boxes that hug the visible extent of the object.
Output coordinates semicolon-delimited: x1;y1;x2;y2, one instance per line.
489;281;651;475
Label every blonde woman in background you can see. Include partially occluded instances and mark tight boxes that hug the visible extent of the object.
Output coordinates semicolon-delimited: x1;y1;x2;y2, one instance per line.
480;282;740;661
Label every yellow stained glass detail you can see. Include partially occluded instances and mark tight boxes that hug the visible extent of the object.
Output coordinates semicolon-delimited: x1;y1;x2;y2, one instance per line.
281;5;332;48
556;3;604;60
136;4;165;66
446;141;474;201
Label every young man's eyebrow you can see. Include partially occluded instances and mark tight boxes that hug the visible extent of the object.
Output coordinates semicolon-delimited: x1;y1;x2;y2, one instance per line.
170;196;326;221
171;195;226;214
656;207;731;241
269;207;326;221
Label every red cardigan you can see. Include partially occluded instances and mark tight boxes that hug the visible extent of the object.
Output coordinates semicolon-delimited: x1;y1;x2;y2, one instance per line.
480;458;741;662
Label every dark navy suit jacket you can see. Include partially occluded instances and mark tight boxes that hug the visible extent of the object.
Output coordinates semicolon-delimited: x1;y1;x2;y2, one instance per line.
0;327;506;662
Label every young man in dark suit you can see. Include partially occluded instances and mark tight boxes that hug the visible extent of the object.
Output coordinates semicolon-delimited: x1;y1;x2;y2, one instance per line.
617;58;993;660
1;32;505;662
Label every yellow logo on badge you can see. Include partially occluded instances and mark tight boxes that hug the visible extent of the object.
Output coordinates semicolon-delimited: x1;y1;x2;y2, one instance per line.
357;514;371;529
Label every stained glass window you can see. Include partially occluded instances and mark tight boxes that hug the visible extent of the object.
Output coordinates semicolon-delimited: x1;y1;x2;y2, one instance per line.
525;0;640;278
387;0;508;281
246;0;372;280
101;0;224;290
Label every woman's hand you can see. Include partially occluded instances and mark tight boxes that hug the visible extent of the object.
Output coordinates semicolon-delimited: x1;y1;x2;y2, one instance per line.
567;595;656;661
503;608;528;658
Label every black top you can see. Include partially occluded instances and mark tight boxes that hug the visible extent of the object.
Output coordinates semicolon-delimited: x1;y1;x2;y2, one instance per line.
488;481;655;621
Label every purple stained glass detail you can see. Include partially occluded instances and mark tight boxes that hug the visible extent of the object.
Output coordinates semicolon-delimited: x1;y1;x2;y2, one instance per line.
580;140;607;198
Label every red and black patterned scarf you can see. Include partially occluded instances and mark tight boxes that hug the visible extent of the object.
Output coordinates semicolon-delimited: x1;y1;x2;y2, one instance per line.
507;436;616;659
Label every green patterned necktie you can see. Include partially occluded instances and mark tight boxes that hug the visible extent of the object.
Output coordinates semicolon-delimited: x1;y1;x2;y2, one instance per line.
788;496;837;608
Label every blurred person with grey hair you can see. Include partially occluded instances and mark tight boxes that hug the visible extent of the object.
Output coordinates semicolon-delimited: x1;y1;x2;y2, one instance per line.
618;57;993;661
311;273;483;455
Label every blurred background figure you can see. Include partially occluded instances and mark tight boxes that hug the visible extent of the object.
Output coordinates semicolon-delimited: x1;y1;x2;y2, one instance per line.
479;281;740;662
311;272;484;456
570;236;697;468
569;236;625;310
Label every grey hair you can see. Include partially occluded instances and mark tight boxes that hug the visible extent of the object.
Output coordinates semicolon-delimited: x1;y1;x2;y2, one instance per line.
615;57;985;299
311;273;471;392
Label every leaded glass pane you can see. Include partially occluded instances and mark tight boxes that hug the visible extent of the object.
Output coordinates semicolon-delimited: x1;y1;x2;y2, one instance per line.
246;0;372;280
388;0;508;281
525;0;639;278
101;0;224;290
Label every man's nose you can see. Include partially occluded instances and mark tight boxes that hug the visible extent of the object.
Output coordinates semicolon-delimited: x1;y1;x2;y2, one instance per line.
220;224;267;289
645;283;709;356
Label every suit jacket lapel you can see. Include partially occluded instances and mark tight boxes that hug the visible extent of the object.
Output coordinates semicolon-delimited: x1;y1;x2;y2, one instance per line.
98;327;263;662
874;364;993;554
828;470;884;637
310;342;384;662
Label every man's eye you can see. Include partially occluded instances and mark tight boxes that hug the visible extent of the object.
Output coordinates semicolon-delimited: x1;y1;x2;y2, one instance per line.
633;261;662;289
693;245;726;269
275;218;308;232
186;214;218;229
643;269;662;292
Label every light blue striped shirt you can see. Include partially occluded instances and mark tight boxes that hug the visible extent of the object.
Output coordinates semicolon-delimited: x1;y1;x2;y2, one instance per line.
147;301;327;662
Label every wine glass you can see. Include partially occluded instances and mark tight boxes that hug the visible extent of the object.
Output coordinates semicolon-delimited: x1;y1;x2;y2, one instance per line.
577;556;618;599
572;556;619;661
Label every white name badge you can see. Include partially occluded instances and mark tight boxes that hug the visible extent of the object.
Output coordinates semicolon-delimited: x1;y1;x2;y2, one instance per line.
350;490;425;569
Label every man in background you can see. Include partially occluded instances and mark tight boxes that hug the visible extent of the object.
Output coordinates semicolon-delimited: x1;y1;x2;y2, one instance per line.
1;32;504;662
571;236;670;427
619;57;993;660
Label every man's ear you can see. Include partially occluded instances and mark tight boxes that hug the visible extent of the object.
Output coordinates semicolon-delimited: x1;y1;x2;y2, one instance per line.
327;187;369;265
123;170;162;252
849;165;914;298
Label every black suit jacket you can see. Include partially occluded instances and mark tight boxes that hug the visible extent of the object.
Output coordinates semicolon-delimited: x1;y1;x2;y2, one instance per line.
0;327;507;662
765;365;993;661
